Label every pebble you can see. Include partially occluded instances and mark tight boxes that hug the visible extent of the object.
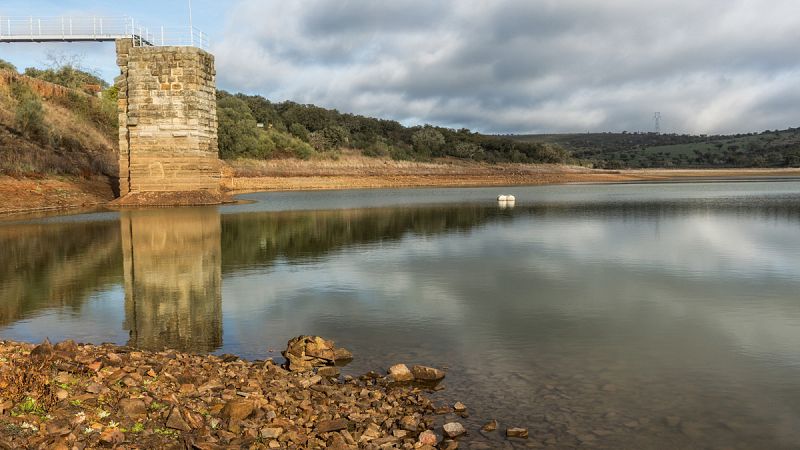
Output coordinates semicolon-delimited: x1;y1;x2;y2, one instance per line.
507;427;529;439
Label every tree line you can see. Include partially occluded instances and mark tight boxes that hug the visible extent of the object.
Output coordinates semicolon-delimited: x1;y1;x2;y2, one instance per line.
217;91;569;163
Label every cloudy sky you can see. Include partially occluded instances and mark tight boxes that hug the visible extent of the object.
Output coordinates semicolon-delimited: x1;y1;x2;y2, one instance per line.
1;0;799;134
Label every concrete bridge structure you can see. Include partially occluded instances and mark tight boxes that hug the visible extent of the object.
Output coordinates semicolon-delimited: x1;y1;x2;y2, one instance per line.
0;16;223;205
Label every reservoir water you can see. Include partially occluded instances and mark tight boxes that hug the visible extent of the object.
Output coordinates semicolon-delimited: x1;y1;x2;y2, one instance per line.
2;181;800;448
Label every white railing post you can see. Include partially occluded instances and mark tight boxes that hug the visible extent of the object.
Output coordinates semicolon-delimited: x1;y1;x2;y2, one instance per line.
61;16;64;39
69;17;73;35
29;17;33;39
93;16;96;38
0;16;3;38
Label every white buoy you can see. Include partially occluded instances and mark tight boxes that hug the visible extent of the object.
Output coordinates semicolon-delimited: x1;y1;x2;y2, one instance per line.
497;195;509;201
506;195;515;202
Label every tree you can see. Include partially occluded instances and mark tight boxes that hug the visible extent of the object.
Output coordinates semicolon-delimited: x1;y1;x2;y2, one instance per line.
289;123;310;142
308;126;350;151
217;96;271;158
411;127;445;158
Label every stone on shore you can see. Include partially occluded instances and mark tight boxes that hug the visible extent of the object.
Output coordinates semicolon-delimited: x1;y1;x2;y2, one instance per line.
411;365;446;381
317;418;350;433
418;430;440;446
221;399;254;422
388;363;415;382
0;338;471;448
282;335;352;371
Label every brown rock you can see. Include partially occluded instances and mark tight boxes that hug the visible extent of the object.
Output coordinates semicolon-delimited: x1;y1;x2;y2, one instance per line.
30;338;53;358
221;399;254;422
453;401;467;412
399;415;419;431
411;365;446;381
166;407;191;431
85;382;104;394
506;427;529;438
387;364;414;382
442;422;466;438
260;427;284;439
317;366;340;378
99;428;124;445
481;419;498;432
119;398;147;419
333;347;353;362
317;418;350;433
53;339;78;354
418;430;439;446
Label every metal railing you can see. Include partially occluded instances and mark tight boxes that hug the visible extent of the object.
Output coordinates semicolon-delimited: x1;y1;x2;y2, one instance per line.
0;16;209;50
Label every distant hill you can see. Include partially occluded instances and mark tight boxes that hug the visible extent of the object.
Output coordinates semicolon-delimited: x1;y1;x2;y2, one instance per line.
512;129;800;169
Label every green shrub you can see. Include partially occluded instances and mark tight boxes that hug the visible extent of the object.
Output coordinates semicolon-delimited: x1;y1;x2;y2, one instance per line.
11;83;48;142
289;122;309;142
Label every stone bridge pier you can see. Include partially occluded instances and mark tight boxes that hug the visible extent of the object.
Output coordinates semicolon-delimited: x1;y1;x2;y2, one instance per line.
115;38;222;205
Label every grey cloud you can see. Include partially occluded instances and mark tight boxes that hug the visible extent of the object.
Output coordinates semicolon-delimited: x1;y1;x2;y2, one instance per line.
215;0;800;134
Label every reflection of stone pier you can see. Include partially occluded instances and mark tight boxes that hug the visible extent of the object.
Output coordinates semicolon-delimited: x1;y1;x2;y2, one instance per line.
121;208;222;352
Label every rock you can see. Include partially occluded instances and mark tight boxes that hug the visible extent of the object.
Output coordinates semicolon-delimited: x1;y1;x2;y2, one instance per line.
99;428;124;445
166;407;191;431
481;420;497;432
283;335;345;371
317;366;340;378
418;430;439;446
85;382;104;394
387;364;414;382
299;375;322;388
506;427;529;439
30;338;53;358
260;427;284;439
411;365;446;381
55;389;69;401
221;399;254;422
333;347;353;362
453;401;467;412
119;398;147;419
441;440;459;450
400;415;419;431
443;422;466;438
53;339;78;354
392;429;409;438
317;418;350;433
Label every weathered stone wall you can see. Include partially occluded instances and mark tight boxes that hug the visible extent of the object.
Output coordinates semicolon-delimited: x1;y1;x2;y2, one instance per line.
116;39;221;204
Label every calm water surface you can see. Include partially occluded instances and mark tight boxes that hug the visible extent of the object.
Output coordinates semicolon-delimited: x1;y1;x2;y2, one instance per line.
2;181;800;448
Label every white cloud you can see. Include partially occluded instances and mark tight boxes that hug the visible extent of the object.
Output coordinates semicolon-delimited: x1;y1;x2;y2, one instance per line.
213;0;800;134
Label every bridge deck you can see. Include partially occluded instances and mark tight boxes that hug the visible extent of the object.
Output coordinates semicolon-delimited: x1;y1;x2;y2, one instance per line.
0;16;207;49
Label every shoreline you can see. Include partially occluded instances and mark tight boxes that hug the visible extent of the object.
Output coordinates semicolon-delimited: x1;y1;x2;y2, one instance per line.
2;164;800;217
0;337;487;448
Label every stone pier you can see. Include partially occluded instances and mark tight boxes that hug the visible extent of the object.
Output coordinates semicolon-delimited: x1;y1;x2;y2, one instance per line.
115;39;222;205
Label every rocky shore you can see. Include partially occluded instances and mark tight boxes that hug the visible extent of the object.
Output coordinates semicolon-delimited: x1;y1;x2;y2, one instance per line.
0;337;526;449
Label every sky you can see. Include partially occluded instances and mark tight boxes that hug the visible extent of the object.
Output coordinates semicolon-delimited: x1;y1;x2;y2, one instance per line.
1;0;799;135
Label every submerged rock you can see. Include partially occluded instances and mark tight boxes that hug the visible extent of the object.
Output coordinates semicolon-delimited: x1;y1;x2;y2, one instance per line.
443;421;466;438
411;365;446;381
481;419;498;432
506;427;529;438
